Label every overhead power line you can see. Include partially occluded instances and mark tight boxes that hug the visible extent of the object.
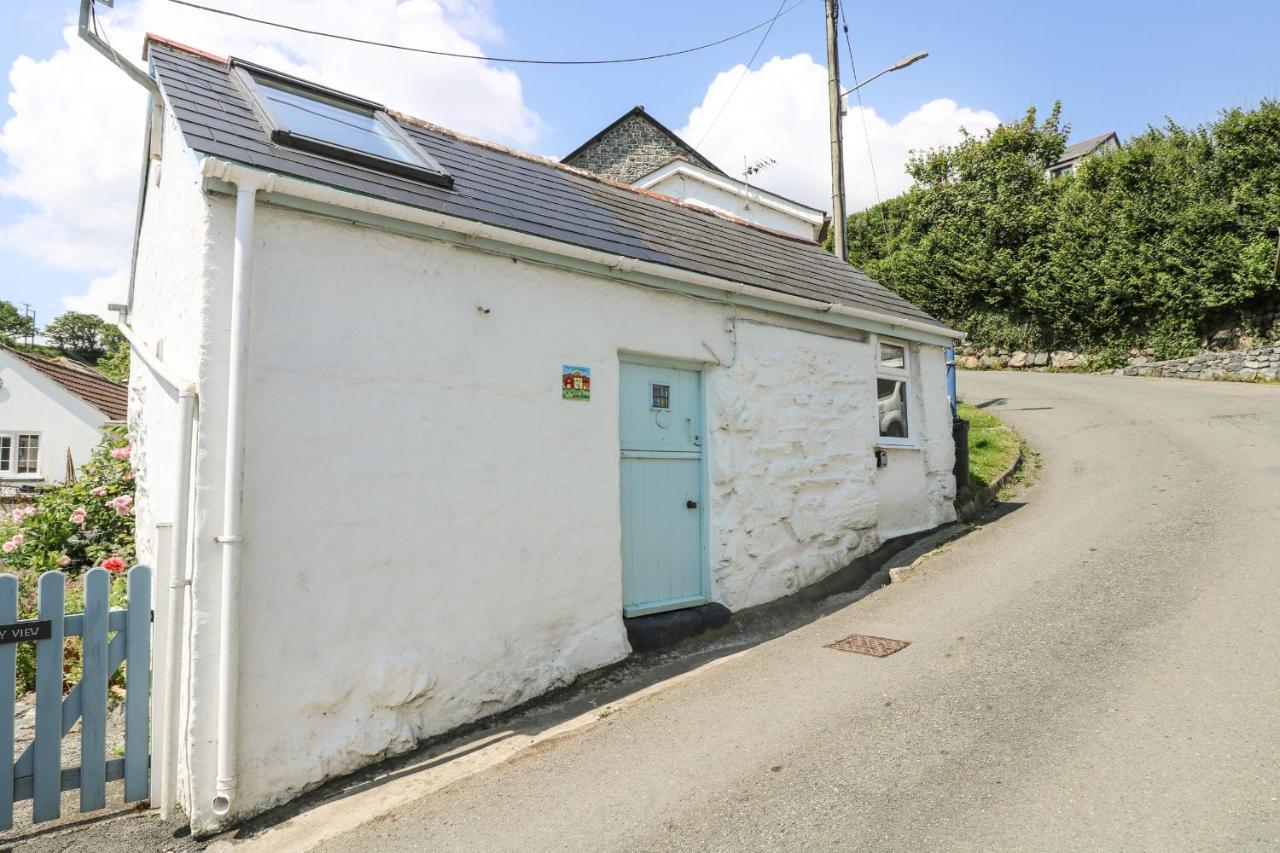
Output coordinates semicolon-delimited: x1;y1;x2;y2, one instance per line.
838;0;887;235
695;0;790;148
164;0;812;66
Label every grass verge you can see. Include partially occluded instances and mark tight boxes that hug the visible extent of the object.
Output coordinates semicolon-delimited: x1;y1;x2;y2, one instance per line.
955;402;1021;507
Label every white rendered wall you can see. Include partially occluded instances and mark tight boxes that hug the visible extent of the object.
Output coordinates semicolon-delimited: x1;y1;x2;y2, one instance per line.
126;108;228;826
0;352;107;485
643;170;823;241
158;195;956;828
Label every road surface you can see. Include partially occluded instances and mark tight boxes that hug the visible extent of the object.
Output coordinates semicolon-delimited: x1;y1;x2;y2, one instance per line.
315;372;1280;852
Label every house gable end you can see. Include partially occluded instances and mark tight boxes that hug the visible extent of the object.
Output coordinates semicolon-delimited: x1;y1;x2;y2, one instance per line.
563;107;725;183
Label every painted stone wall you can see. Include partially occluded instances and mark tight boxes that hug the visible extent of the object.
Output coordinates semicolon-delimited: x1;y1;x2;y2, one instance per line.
134;178;954;831
564;113;692;184
126;110;229;822
709;322;880;610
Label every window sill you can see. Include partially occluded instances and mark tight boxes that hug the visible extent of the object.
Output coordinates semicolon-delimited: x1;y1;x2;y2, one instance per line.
875;442;922;452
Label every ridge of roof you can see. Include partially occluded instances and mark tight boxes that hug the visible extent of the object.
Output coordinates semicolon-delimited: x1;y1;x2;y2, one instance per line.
560;106;726;177
3;345;128;421
142;32;227;65
140;36;818;246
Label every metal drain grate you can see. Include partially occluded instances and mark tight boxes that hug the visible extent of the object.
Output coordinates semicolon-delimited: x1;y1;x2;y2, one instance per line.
827;634;910;657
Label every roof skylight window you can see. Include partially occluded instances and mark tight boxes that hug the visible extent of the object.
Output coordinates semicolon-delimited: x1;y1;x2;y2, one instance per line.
232;59;452;188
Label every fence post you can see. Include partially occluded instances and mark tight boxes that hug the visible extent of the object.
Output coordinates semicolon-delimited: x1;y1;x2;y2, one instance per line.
124;565;152;803
0;574;17;831
80;569;110;812
33;571;66;822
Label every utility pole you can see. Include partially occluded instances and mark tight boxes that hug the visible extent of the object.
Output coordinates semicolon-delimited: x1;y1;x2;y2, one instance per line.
824;0;848;262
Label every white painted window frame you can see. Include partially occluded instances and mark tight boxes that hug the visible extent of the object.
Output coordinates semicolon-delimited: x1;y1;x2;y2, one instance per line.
0;430;42;479
873;337;918;448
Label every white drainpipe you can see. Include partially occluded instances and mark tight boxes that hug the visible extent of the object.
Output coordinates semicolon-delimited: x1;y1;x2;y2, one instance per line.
159;386;196;819
116;322;198;820
211;175;265;816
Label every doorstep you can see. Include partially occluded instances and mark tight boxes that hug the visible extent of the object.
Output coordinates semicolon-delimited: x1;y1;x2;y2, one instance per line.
624;602;732;652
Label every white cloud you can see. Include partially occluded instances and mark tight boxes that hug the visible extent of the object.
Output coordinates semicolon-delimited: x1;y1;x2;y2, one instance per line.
680;53;1000;212
62;270;128;320
0;0;541;318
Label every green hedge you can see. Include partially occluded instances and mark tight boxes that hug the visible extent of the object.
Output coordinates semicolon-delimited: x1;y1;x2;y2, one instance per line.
847;101;1280;353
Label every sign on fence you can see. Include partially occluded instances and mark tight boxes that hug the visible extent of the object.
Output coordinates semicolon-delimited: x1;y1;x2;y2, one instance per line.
0;566;151;831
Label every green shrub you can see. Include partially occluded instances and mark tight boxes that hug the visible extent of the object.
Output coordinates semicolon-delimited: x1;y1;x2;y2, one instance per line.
2;433;135;695
847;100;1280;353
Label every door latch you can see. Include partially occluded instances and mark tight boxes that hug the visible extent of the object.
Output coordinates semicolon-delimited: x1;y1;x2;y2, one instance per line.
686;500;698;509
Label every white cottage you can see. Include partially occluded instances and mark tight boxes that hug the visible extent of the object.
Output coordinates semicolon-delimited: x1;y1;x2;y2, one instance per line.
123;37;961;833
0;346;127;487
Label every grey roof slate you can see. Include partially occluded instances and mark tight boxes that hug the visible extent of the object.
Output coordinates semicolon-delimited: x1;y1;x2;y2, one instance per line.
1053;131;1119;167
145;40;945;330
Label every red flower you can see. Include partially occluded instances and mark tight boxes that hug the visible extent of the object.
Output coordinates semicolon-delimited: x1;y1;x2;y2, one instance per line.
102;556;127;573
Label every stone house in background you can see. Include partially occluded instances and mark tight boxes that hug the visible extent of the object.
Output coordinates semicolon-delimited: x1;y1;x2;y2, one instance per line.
564;106;828;242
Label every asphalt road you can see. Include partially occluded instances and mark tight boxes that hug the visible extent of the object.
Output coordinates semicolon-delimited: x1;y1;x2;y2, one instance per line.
313;372;1280;852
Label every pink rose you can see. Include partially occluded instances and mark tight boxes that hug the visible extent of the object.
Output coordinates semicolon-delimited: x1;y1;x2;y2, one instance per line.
10;533;22;546
102;556;126;573
1;541;15;554
110;445;131;460
91;486;108;497
57;555;71;568
70;508;87;525
9;508;22;523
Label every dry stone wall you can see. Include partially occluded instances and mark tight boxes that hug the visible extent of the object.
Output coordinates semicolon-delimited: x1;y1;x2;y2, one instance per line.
1117;345;1280;381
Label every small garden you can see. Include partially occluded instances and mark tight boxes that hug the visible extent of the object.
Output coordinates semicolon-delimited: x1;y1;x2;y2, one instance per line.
1;431;135;696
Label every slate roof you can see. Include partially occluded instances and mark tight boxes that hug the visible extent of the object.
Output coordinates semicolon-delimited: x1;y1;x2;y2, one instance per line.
561;106;728;177
144;39;946;331
4;347;128;421
1053;131;1119;167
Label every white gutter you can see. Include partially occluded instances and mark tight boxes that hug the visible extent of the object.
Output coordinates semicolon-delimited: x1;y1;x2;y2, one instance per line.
116;322;196;820
198;158;963;344
211;173;268;817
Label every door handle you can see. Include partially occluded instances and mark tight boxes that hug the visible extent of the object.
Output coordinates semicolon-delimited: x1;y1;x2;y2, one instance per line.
686;500;698;509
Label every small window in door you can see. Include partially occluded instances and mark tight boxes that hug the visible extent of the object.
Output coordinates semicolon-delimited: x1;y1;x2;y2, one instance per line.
651;384;670;409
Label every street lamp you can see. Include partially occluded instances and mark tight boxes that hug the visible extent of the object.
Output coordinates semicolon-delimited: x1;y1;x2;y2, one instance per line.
841;52;928;99
825;44;928;263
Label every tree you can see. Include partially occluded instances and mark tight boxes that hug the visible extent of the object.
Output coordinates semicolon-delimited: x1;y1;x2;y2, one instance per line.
846;99;1280;354
96;326;130;382
0;300;35;345
44;311;107;356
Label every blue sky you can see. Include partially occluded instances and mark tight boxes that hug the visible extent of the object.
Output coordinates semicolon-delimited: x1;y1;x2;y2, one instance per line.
3;0;1279;328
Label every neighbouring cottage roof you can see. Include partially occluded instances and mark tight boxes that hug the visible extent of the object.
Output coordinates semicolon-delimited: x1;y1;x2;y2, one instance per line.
1052;131;1120;167
562;106;727;182
4;347;128;421
144;38;945;330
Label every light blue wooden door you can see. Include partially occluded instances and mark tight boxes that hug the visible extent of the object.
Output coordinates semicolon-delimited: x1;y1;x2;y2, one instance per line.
619;360;705;617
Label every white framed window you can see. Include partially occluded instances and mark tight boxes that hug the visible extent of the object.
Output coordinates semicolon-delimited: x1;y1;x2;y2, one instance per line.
0;432;40;477
875;339;914;445
231;58;453;188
